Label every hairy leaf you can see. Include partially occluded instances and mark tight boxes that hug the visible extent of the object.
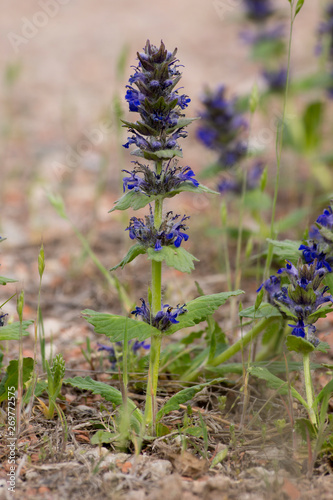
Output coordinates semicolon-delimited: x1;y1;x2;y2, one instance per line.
109;183;218;212
82;309;160;342
110;244;146;271
64;376;143;422
147;246;199;273
315;379;333;407
0;276;17;285
0;320;33;341
266;238;301;262
0;357;34;402
248;366;307;408
239;302;282;319
156;378;225;421
285;335;315;355
166;291;244;335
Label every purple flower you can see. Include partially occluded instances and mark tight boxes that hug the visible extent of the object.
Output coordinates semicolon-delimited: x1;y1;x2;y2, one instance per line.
123;40;192;155
0;312;8;327
257;259;332;343
243;0;274;21
240;24;285;45
131;340;151;353
197;85;248;169
126;206;190;251
317;3;333;59
132;299;187;332
262;67;288;91
299;202;333;271
217;162;263;195
121;162;199;196
288;321;319;347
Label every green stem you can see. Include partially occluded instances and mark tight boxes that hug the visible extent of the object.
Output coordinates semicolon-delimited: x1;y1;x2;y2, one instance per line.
209;317;271;368
264;1;294;279
144;160;163;431
303;352;317;426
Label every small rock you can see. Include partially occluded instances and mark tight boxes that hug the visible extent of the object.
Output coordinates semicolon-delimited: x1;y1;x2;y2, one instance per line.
147;459;173;480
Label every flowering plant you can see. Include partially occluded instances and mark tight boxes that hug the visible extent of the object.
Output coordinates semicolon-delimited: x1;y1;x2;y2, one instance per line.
67;40;242;435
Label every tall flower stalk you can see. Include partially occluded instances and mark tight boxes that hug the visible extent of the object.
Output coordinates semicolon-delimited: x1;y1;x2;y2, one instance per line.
79;41;242;436
122;40;193;426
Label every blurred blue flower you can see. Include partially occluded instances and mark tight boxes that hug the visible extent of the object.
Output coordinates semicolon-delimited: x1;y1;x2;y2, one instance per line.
243;0;274;21
262;67;288;91
240;24;285;45
299;202;333;271
97;339;151;370
197;85;248;169
218;162;263;194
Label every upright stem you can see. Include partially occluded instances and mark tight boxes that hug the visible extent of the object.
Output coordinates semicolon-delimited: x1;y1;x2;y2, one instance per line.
264;1;294;279
303;352;317;426
144;160;163;431
209;317;271;367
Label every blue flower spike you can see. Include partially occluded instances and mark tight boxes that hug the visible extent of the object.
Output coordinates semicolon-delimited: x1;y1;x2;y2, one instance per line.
258;258;333;347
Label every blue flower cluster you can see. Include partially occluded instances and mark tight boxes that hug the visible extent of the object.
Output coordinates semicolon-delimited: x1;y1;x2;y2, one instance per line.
131;298;187;332
123;40;191;155
300;203;333;272
196;85;248;169
262;66;288;92
243;0;273;21
126;206;190;251
97;340;150;370
240;0;286;93
218;162;263;194
258;259;333;346
122;161;199;195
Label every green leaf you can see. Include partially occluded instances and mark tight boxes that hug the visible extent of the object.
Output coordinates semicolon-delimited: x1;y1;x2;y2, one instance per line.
266;238;301;262
64;376;143;422
248;366;307;408
48;193;68;219
315;341;330;354
285;335;315;354
166;291;244;335
109;183;218;212
307;303;333;322
239;302;282;319
294;0;304;17
275;207;310;233
244;190;272;211
0;320;33;341
82;309;160;342
147;246;199;273
324;273;333;295
110;244;146;271
249;82;259;114
166;117;199;133
0;358;34;402
156;378;225;421
205;360;321;377
91;430;117;445
130;148;183;161
0;276;17;285
315;379;333;407
302;101;323;152
199;163;222;179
